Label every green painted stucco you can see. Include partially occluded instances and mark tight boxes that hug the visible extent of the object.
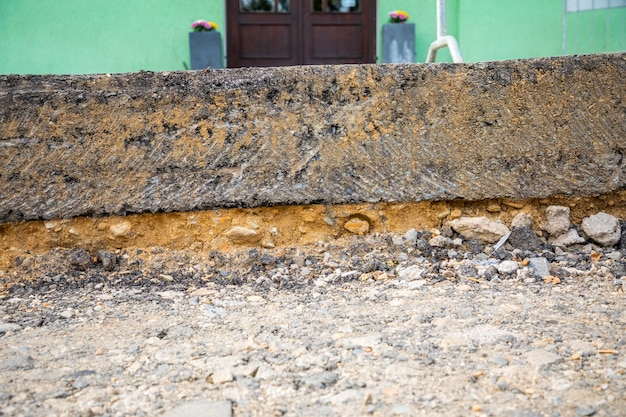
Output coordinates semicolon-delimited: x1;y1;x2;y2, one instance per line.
565;7;626;54
456;0;564;61
0;0;624;75
0;0;225;74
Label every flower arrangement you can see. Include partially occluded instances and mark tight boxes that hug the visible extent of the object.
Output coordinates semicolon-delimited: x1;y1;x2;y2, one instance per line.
191;20;219;32
388;10;409;23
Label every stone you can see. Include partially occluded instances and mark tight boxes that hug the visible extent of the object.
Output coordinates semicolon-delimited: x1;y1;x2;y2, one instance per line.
246;295;266;304
487;203;501;212
67;248;92;270
1;354;34;371
508;227;542;251
511;212;533;229
392;235;404;246
449;217;510;244
372;271;390;281
497;260;519;275
428;235;451;248
260;239;275;248
110;221;132;237
255;365;277;380
162;400;232;417
544;206;570;236
465;238;483;254
224;226;260;243
405;228;418;245
528;257;551;278
415;238;432;255
575;406;597;417
299;371;338;389
0;323;22;333
397;265;426;281
59;309;74;319
210;368;234;385
344;218;369;235
549;228;586;246
97;250;117;271
526;349;563;367
158;274;174;282
581;212;621;247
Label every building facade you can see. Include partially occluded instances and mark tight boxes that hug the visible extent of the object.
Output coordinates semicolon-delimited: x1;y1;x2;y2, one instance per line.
0;0;624;74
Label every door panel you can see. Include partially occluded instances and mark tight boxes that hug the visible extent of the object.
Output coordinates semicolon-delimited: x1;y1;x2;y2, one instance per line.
311;25;362;59
227;0;375;67
239;24;293;59
227;0;300;67
304;0;375;65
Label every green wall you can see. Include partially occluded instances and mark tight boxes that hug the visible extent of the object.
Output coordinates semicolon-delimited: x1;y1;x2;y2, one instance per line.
565;7;626;54
456;0;564;62
0;0;624;75
0;0;225;74
454;0;626;62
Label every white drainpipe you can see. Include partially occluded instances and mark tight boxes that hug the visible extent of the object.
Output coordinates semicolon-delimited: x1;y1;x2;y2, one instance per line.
426;0;464;63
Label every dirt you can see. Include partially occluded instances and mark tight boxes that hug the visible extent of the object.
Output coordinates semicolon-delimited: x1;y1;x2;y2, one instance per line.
1;198;625;417
2;193;625;274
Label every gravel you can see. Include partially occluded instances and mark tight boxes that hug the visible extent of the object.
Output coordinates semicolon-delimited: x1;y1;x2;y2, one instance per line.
1;222;625;417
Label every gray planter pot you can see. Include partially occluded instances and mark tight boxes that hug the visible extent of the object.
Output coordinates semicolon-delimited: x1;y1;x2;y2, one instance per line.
189;31;223;70
382;23;415;63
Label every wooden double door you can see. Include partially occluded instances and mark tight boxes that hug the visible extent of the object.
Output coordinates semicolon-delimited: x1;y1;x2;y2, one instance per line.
226;0;376;67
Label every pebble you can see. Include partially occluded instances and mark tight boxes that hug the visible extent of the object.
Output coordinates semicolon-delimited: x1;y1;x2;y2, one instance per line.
0;322;22;333
224;226;260;243
210;369;234;385
526;349;563;367
97;250;117;271
344;218;370;235
528;257;551;278
508;227;542;251
549;229;586;246
59;308;74;319
575;406;597;417
404;228;418;245
1;354;34;371
582;212;621;246
162;400;232;417
448;216;510;244
109;221;132;237
396;265;426;281
497;260;519;275
544;206;571;236
246;295;265;304
68;248;92;270
159;274;174;282
486;202;501;213
428;235;450;248
511;212;533;229
607;251;622;261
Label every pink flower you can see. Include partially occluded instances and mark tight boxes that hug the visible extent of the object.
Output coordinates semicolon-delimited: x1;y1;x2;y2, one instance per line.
191;20;218;32
388;10;409;23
